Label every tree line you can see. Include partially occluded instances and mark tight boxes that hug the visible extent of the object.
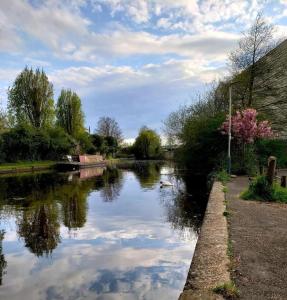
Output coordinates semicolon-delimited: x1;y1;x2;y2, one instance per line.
0;67;126;162
0;67;163;162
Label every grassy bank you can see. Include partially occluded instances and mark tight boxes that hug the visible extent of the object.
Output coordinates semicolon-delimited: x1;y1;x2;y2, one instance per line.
0;161;56;173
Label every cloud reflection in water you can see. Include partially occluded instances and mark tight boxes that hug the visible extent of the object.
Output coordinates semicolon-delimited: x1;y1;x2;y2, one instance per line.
0;162;206;300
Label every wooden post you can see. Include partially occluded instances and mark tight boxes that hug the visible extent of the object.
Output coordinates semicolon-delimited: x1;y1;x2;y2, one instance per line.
281;176;287;188
267;156;276;185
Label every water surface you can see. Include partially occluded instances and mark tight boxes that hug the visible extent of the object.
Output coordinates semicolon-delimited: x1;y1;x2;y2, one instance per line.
0;162;206;300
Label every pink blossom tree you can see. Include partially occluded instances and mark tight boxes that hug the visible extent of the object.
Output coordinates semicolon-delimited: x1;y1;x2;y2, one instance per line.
220;108;273;144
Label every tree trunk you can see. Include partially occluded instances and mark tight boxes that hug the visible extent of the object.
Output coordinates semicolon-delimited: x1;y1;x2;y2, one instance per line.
248;65;255;107
267;156;276;185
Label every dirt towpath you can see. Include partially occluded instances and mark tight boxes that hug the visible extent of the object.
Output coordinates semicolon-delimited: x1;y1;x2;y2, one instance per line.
226;176;287;300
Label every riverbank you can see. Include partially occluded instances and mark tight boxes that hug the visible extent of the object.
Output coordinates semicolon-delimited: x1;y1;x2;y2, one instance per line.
227;176;287;299
180;181;230;300
0;161;56;174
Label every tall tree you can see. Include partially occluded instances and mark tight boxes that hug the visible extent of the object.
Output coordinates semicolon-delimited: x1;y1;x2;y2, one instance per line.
0;109;8;133
133;127;161;159
230;13;275;106
56;89;85;138
8;67;54;128
96;117;123;143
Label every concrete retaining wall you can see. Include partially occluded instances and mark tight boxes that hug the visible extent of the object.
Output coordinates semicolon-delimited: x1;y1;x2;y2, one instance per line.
179;181;230;300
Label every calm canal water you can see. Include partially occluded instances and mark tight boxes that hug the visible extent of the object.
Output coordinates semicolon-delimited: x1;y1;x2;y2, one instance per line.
0;161;207;300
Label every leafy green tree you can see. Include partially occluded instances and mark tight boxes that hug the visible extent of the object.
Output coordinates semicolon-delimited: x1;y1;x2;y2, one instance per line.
91;134;105;152
0;109;8;133
105;136;118;157
1;125;74;162
8;67;54;128
133;127;162;159
56;89;85;138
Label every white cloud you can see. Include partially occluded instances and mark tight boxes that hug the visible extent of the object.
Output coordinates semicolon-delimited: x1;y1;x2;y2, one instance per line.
49;58;227;93
0;0;240;62
0;0;91;56
94;0;269;32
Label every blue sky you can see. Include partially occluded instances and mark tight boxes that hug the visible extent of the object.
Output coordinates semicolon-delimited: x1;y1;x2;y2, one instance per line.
0;0;287;142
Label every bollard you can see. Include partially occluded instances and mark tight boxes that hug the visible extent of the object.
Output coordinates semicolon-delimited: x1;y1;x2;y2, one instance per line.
267;156;276;185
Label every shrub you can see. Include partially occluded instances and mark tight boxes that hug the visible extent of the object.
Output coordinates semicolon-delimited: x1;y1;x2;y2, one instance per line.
241;175;287;203
1;125;74;162
256;139;287;168
213;281;239;299
178;113;226;173
214;170;230;184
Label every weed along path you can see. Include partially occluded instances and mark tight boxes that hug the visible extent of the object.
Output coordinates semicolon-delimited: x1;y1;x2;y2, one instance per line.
226;176;287;299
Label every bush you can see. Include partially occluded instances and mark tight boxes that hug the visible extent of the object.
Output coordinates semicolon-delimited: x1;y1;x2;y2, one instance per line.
178;113;226;173
241;175;287;203
1;125;74;162
214;169;230;184
77;132;95;154
256;139;287;168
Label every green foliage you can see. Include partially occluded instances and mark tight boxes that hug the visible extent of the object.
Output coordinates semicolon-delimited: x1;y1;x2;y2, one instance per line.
241;175;287;203
0;109;8;134
56;89;85;138
231;143;258;176
91;134;105;152
213;281;239;299
223;186;228;193
178;113;226;173
214;170;230;184
1;125;74;162
8;67;54;128
223;210;230;217
76;132;95;154
256;139;287;168
133;127;162;159
104;136;119;157
90;134;119;156
117;144;134;158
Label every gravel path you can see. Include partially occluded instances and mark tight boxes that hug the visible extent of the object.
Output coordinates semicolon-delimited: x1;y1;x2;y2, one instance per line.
227;176;287;300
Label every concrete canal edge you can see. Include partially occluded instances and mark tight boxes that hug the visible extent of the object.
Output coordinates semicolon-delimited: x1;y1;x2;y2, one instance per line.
179;181;230;300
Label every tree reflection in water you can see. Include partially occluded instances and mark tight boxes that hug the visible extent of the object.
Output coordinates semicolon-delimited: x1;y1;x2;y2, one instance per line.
159;170;208;236
117;161;162;189
17;203;60;257
0;168;125;257
0;230;7;285
99;167;123;202
60;180;94;230
0;163;206;260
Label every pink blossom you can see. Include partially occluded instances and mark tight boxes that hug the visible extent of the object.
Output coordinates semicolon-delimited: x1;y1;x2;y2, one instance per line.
220;108;274;144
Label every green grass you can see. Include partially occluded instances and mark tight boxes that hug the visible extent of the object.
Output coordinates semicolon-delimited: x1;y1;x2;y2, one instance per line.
223;186;228;193
213;281;239;299
241;175;287;203
223;210;230;217
215;170;230;185
0;161;56;171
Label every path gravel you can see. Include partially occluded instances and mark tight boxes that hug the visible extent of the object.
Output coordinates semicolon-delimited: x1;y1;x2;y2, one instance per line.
227;176;287;300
